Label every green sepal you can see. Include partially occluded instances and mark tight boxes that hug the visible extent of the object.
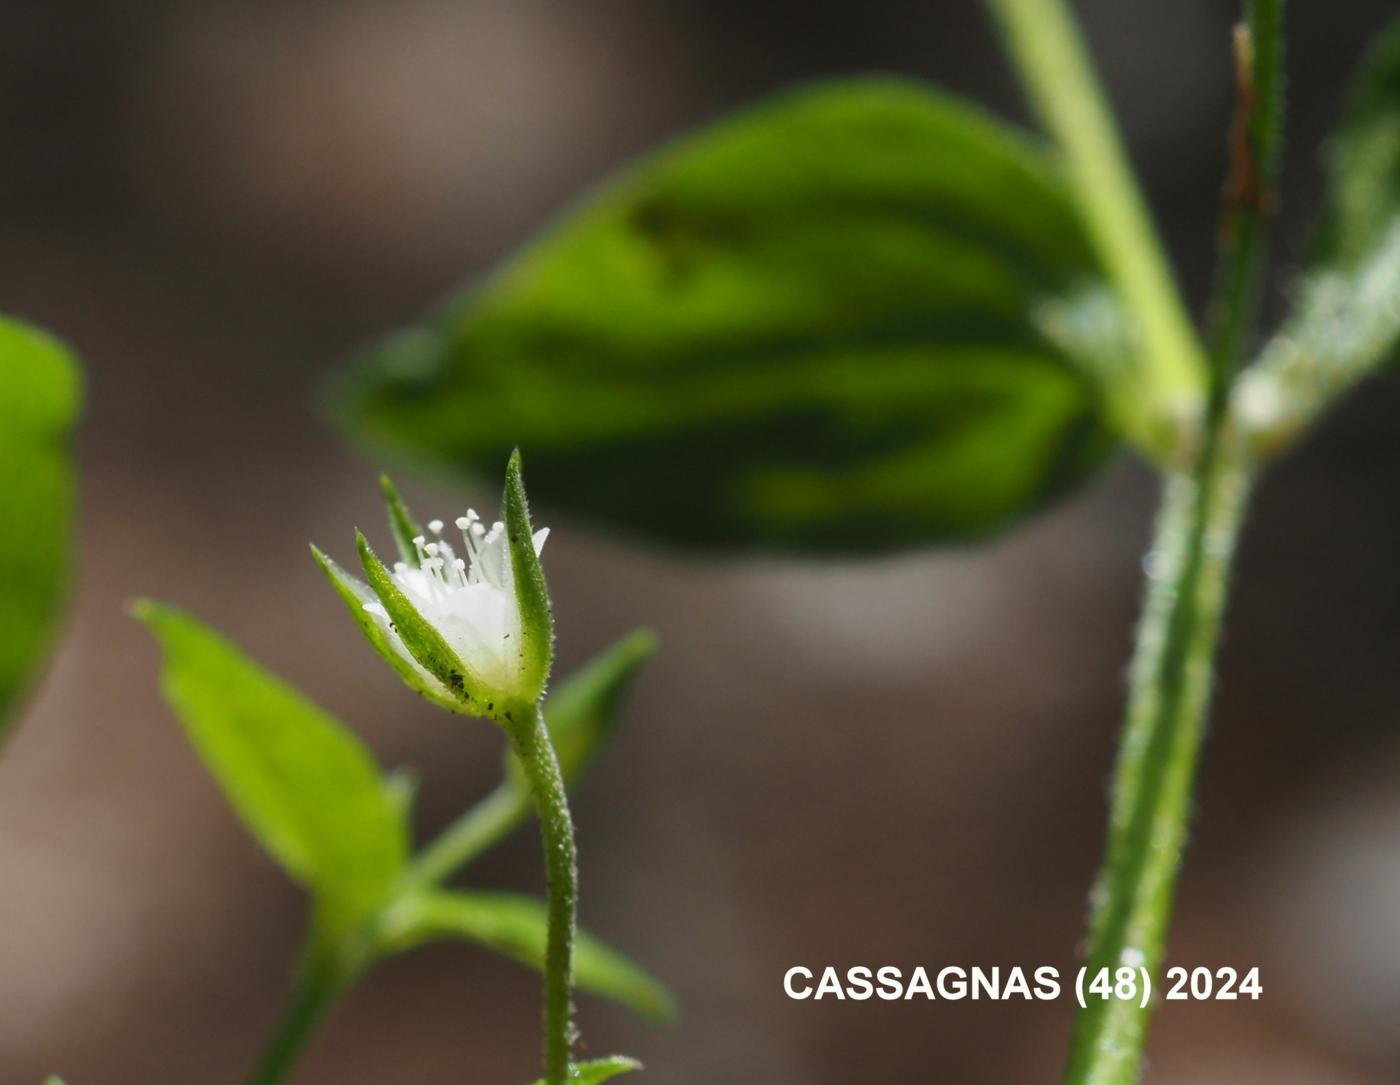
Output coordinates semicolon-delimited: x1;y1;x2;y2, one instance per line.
502;450;553;701
379;889;675;1023
355;531;491;715
310;545;459;712
379;473;424;565
527;1057;642;1085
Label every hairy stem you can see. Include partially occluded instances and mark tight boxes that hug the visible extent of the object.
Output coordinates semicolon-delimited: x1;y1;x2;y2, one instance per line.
1063;432;1252;1084
986;0;1208;453
506;701;578;1085
1207;0;1285;416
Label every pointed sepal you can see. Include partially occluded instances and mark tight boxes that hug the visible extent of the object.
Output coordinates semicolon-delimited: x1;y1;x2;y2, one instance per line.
311;545;459;711
502;449;554;702
356;531;489;714
379;473;424;565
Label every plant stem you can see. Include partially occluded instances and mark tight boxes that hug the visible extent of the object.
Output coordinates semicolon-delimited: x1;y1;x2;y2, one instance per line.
1206;0;1284;416
410;779;530;887
986;0;1209;452
246;963;338;1085
505;700;578;1085
1062;430;1252;1084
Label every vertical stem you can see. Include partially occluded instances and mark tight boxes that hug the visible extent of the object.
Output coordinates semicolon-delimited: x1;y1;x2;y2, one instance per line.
506;701;578;1085
1207;0;1285;416
246;964;338;1085
1062;432;1252;1085
987;0;1209;442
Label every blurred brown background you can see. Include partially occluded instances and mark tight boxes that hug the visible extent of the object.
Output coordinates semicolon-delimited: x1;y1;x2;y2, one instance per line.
3;1;1400;1082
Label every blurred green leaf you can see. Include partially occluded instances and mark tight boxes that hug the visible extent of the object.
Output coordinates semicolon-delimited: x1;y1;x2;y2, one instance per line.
381;889;675;1023
530;628;656;785
1311;18;1400;270
0;316;80;737
135;602;409;932
528;1057;641;1085
410;629;656;885
1236;16;1400;450
335;78;1123;553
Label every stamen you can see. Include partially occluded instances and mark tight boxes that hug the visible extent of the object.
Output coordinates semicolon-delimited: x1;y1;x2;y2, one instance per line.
428;519;444;534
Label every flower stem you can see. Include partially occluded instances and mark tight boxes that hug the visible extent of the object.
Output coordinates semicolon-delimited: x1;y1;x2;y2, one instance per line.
986;0;1209;450
505;700;578;1085
1062;431;1252;1084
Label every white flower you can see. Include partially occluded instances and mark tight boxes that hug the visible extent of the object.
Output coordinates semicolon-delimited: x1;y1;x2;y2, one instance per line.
363;509;550;699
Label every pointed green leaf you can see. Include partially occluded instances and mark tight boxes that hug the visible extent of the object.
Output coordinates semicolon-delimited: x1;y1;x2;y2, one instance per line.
334;78;1124;554
525;628;655;785
0;316;80;737
1312;18;1400;270
310;545;458;711
356;531;490;713
1237;17;1400;450
502;451;553;700
528;1058;641;1085
379;474;424;565
382;889;674;1023
409;630;656;883
135;601;408;929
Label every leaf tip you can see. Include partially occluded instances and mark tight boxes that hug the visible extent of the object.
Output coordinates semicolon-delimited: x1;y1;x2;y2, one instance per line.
619;627;660;663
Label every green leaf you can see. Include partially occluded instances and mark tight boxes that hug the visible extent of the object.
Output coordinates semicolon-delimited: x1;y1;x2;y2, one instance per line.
1235;16;1400;451
502;450;553;701
310;545;459;712
334;78;1124;553
408;630;657;885
1312;18;1400;269
135;601;409;931
528;1058;641;1085
381;889;674;1023
0;316;80;737
531;628;655;785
